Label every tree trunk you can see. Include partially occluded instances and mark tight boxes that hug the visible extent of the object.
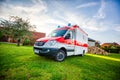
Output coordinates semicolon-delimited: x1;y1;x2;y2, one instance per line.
17;38;21;46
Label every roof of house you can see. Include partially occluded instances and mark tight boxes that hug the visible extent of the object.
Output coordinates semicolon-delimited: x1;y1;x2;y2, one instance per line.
88;38;96;42
32;31;46;40
101;42;120;47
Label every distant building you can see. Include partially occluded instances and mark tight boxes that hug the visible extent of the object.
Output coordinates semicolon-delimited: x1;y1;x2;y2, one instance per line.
88;38;100;47
31;31;45;41
88;38;96;46
0;27;46;43
101;42;120;48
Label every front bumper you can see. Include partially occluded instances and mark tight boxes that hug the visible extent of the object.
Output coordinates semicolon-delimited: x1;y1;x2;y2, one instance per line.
34;47;59;56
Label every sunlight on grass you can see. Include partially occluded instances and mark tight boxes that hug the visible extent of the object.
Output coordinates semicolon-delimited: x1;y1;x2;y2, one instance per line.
86;54;120;62
1;43;120;80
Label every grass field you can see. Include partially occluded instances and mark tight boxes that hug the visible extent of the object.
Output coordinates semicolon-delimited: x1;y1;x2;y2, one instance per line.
0;42;120;80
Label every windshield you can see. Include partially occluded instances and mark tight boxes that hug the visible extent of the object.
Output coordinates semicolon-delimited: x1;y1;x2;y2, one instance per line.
48;29;67;37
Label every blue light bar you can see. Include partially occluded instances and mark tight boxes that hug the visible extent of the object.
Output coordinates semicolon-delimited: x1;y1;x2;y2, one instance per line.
68;23;71;26
58;25;60;28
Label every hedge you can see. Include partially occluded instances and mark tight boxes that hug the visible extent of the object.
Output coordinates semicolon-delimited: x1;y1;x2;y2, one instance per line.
103;48;120;53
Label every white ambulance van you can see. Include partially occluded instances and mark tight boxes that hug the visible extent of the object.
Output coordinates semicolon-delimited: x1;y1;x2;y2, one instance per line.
34;25;88;61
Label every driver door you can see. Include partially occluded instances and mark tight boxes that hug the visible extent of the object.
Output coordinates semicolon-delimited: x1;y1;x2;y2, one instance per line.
64;30;75;56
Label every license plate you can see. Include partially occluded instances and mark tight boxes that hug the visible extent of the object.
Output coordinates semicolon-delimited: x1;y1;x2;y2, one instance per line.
34;49;39;53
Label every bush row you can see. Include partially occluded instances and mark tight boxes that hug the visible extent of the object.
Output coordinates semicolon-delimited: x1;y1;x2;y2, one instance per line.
102;48;120;53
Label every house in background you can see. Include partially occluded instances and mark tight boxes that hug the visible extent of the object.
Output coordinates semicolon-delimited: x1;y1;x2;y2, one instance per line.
88;38;100;47
0;29;46;44
88;38;96;46
101;42;120;48
31;31;46;42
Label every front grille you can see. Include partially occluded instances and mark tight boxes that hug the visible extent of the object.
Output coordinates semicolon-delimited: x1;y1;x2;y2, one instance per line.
35;41;45;46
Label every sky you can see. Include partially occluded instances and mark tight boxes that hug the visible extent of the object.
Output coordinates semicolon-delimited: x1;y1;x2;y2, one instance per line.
0;0;120;44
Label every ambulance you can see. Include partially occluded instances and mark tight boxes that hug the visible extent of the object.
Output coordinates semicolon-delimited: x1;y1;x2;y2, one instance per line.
34;25;88;61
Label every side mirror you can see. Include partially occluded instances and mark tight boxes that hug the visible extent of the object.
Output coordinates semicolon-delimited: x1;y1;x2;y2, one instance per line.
65;33;70;39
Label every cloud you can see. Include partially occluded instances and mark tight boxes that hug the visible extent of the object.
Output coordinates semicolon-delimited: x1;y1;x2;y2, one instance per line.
0;0;47;18
79;0;107;31
76;2;98;9
114;26;120;32
52;9;86;27
94;0;106;19
82;17;108;31
0;0;56;35
0;0;112;35
53;10;108;32
75;0;108;31
0;0;107;34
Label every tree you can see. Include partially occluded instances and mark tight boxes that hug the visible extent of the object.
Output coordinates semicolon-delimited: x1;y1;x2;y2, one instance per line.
0;30;2;39
0;19;14;39
0;16;35;46
95;41;101;47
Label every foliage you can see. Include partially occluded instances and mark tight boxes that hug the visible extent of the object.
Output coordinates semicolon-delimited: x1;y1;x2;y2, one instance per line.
10;16;33;38
0;16;35;45
0;19;14;37
95;41;101;47
23;38;31;46
0;30;3;39
103;48;120;53
102;44;120;53
0;43;120;80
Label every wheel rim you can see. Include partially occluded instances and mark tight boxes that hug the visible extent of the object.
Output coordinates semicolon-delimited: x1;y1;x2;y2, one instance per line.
57;52;65;61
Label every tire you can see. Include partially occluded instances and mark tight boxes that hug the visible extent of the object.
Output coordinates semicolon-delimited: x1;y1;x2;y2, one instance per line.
81;50;85;56
55;50;66;62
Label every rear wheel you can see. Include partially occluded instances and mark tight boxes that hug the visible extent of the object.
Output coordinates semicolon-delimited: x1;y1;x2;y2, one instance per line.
81;50;85;56
55;50;66;62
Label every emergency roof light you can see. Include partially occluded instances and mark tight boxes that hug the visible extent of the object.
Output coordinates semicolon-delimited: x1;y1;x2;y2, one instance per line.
68;23;71;27
57;25;60;28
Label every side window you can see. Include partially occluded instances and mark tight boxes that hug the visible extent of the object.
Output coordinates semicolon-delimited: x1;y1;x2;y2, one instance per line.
65;31;71;39
65;30;74;40
69;31;72;39
71;30;75;40
83;35;84;40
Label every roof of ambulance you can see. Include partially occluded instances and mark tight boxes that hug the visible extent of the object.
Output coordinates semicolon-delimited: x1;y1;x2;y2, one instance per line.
56;25;88;36
56;26;71;30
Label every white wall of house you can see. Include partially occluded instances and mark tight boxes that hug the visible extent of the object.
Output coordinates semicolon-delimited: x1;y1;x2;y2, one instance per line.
88;41;95;46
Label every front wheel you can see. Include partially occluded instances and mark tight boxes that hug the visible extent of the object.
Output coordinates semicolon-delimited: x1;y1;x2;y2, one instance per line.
55;50;66;62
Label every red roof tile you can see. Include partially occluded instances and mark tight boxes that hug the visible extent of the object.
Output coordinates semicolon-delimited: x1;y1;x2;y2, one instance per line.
32;31;46;40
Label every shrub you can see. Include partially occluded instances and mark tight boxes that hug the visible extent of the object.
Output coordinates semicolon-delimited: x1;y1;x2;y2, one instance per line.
23;38;30;46
102;47;120;53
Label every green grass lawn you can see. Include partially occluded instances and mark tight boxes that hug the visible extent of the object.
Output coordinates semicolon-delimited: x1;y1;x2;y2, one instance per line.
0;42;120;80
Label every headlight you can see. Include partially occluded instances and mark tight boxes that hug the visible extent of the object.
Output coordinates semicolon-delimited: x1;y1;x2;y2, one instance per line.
45;40;56;46
34;41;45;46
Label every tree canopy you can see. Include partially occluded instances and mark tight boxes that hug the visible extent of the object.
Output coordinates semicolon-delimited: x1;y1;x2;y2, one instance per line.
0;16;35;45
